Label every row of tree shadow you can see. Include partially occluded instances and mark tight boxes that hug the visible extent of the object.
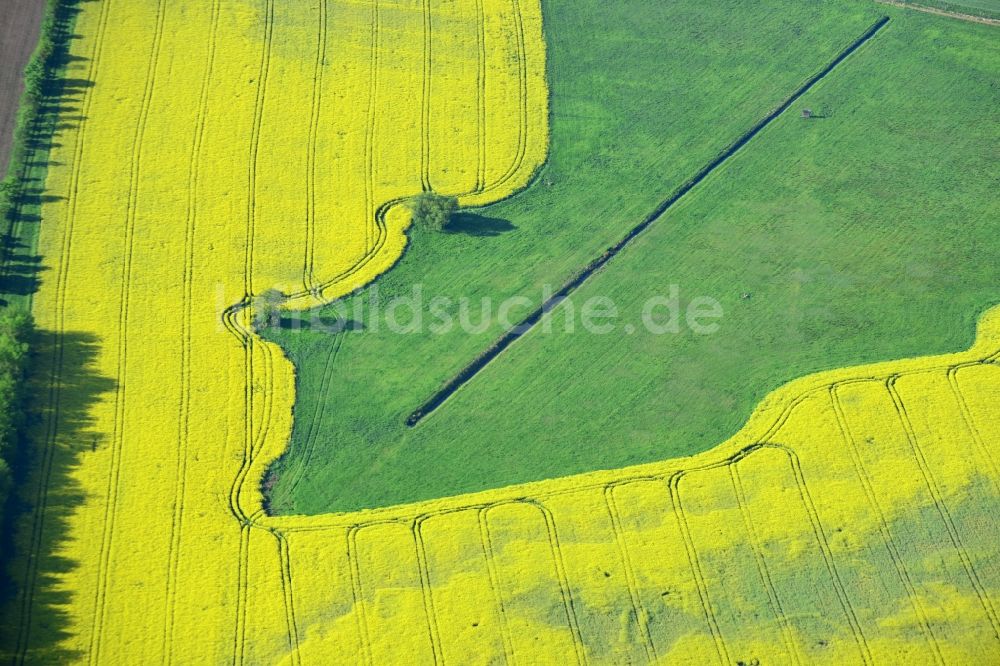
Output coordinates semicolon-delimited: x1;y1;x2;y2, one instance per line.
0;0;94;306
0;1;107;662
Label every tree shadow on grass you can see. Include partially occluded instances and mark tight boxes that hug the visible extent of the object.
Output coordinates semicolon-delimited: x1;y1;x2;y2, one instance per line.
1;0;92;315
0;248;45;302
444;212;516;237
0;0;103;659
277;314;364;333
0;329;116;662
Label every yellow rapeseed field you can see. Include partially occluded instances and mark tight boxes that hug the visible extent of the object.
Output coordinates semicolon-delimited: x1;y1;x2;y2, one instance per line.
259;309;1000;665
1;0;998;664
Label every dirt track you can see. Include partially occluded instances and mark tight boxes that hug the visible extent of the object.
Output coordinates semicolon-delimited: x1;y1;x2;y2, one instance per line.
0;0;45;178
877;0;1000;25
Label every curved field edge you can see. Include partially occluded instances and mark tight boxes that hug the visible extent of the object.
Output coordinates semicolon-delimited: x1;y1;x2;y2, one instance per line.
246;0;551;316
250;301;1000;529
229;0;551;521
250;303;1000;663
263;3;999;515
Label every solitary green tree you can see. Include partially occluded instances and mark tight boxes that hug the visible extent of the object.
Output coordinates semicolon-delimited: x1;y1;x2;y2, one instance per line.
409;191;458;232
251;289;285;331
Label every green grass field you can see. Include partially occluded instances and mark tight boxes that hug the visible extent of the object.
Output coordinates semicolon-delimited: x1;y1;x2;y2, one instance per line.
264;0;999;515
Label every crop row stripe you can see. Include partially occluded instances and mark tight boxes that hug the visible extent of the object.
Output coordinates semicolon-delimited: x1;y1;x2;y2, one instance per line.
272;342;1000;661
302;0;329;295
160;1;222;661
89;2;168;663
728;464;804;665
234;1;276;662
886;376;1000;640
831;382;949;660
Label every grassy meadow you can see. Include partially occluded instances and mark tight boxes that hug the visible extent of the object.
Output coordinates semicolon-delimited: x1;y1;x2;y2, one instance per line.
256;0;835;512
266;2;999;514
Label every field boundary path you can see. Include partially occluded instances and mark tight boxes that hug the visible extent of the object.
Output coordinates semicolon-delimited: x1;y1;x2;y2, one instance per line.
876;0;1000;25
0;0;45;177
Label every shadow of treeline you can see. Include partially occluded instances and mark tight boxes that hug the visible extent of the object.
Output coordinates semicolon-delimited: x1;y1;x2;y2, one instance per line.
0;0;94;306
0;329;115;662
0;0;101;660
0;249;44;304
276;315;365;333
444;212;516;237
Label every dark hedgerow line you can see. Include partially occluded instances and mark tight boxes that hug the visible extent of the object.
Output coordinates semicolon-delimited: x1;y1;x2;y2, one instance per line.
406;16;891;427
1;0;82;302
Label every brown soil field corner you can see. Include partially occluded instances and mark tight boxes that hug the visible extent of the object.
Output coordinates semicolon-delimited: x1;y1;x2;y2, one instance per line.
0;0;45;177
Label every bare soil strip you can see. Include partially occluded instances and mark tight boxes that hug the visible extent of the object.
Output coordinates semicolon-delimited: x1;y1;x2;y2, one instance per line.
0;0;46;177
406;17;891;426
877;0;1000;25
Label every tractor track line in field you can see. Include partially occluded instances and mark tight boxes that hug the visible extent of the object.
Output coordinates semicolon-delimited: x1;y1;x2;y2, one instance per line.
829;382;946;663
420;0;432;192
364;0;379;250
767;443;875;663
273;332;344;505
667;471;731;664
303;0;330;294
161;0;221;659
332;518;443;662
948;365;1000;488
475;0;487;192
603;483;659;662
346;524;377;666
412;517;446;664
90;1;168;662
275;531;303;665
886;376;1000;639
480;500;589;664
234;0;276;661
414;506;514;661
405;16;891;426
667;444;874;664
728;464;804;665
526;499;588;664
476;0;529;199
477;506;517;664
